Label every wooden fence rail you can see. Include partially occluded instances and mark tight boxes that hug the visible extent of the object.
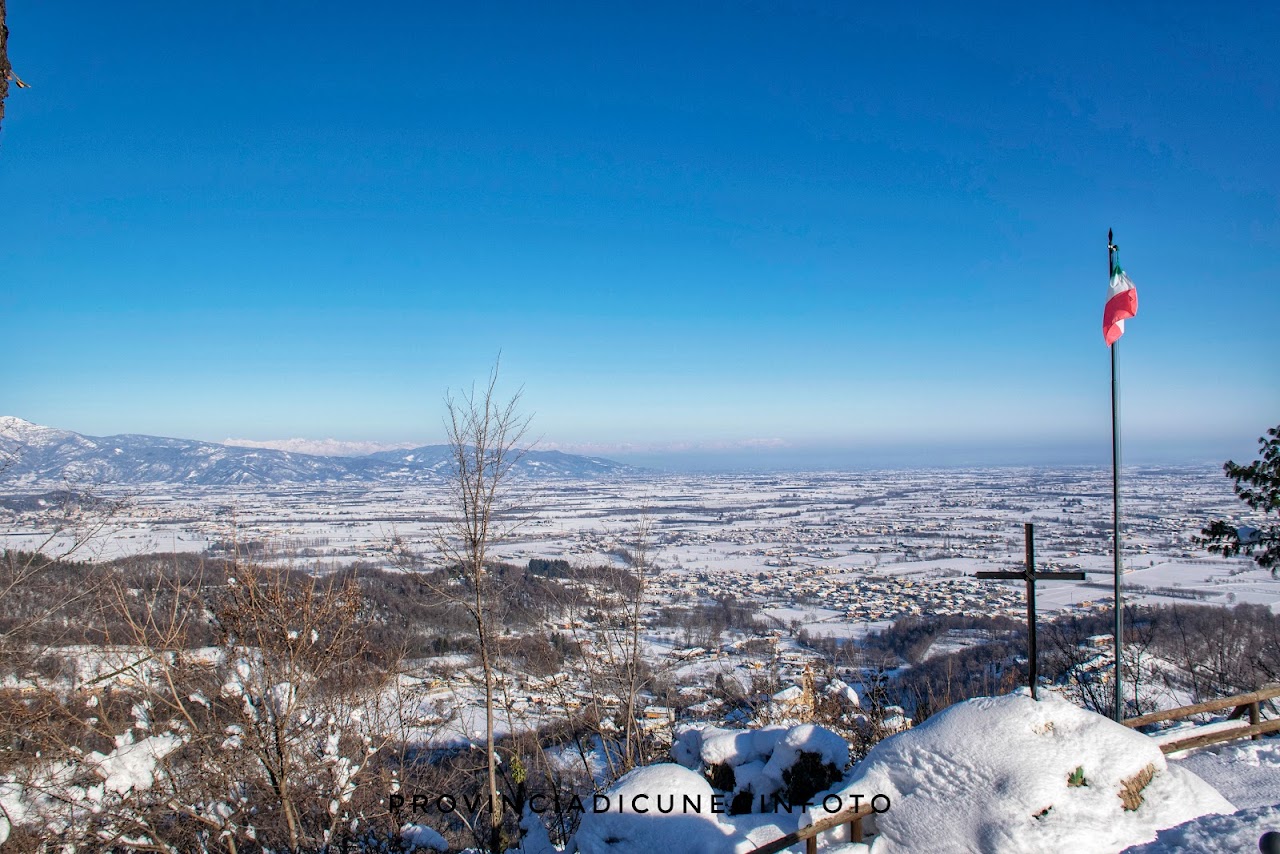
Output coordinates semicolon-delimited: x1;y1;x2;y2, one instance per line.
1124;683;1280;754
746;803;876;854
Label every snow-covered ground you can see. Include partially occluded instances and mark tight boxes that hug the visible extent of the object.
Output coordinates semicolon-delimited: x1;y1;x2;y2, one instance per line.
1132;740;1280;852
1170;739;1280;810
1122;804;1280;853
564;692;1280;854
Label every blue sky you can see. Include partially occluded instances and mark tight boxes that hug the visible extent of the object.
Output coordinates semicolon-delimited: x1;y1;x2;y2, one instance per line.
2;2;1277;467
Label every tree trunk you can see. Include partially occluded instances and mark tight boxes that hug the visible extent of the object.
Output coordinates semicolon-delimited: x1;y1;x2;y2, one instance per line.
0;0;10;133
476;561;502;852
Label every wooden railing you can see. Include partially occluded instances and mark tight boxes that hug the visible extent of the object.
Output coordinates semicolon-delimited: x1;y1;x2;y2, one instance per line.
1124;683;1280;754
745;802;876;854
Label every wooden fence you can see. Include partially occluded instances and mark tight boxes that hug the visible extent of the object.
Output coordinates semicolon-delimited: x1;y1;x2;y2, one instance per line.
745;802;876;854
1124;683;1280;754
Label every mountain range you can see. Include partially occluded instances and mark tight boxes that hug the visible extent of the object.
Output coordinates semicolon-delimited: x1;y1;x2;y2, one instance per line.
0;417;638;486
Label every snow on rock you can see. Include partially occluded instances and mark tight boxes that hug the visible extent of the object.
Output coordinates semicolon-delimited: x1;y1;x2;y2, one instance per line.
1121;803;1280;853
88;733;183;795
568;763;737;854
400;821;449;851
835;690;1234;853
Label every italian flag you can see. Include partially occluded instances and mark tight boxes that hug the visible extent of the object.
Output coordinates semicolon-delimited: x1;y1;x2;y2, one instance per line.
1103;259;1138;346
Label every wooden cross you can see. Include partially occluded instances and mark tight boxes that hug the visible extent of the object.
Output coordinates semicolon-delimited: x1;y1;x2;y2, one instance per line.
976;523;1085;699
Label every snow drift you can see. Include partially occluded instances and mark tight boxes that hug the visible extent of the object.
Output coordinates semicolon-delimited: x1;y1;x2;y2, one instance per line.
1121;803;1280;853
567;763;738;854
832;689;1234;853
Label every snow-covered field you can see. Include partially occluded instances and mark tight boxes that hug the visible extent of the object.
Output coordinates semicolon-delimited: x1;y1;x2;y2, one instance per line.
3;467;1272;632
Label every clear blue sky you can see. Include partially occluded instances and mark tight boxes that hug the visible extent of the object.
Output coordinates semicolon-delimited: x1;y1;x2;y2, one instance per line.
2;2;1277;466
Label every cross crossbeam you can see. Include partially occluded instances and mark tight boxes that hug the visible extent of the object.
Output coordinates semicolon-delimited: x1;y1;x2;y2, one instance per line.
976;523;1085;699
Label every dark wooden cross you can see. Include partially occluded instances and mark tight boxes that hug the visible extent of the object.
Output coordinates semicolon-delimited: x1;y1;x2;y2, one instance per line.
976;523;1085;699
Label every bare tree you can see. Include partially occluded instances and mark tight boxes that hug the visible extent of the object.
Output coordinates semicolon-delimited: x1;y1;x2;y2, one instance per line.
430;363;531;852
617;517;657;772
0;490;123;661
558;516;661;779
95;558;399;852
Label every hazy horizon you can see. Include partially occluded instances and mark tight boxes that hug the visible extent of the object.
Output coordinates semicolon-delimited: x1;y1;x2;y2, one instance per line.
3;414;1253;474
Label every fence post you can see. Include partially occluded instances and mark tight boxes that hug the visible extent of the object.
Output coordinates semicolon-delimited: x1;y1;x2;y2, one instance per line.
1252;701;1261;741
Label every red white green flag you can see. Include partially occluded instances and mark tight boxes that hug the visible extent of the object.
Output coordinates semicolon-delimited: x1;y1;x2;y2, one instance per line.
1103;256;1138;346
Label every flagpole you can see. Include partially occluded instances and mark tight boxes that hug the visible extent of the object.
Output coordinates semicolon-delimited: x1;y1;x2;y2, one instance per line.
1109;228;1124;723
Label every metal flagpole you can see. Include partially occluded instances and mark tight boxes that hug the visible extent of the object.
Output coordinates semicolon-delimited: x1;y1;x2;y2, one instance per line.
1109;228;1124;723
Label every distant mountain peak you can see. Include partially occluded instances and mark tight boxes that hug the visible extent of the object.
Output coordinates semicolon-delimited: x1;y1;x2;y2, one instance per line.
1;416;84;447
0;418;640;486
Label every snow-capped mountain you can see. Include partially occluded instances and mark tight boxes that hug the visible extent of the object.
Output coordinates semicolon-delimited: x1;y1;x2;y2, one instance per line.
0;417;638;486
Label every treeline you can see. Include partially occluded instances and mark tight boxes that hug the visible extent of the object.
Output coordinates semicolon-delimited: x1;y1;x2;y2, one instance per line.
652;595;770;647
0;551;641;664
848;602;1280;722
859;613;1023;665
1040;601;1280;710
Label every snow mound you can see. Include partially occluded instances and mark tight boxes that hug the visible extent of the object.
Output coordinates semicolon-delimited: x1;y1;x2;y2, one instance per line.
1121;803;1280;853
568;763;736;854
837;690;1234;853
697;726;787;768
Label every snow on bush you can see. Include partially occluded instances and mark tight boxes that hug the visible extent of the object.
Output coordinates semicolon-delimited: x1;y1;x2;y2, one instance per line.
89;732;184;795
401;821;449;851
515;805;560;854
826;678;860;707
670;725;704;769
759;724;849;790
672;722;849;814
832;689;1234;853
698;726;787;768
567;763;737;854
